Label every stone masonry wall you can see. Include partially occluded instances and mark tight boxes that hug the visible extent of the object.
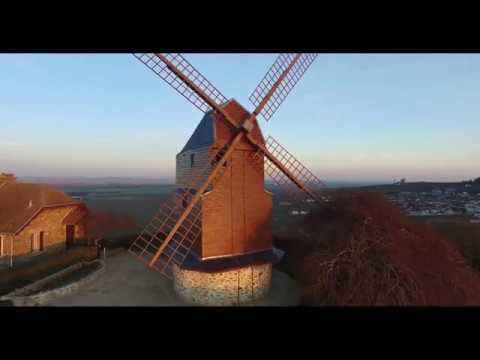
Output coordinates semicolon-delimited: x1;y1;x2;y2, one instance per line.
173;262;272;306
10;206;78;257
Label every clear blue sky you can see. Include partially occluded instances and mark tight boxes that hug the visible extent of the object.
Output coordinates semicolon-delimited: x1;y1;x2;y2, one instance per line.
1;53;478;183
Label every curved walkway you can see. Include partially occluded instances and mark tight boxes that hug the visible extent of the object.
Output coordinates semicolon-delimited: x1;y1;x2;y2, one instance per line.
47;250;299;306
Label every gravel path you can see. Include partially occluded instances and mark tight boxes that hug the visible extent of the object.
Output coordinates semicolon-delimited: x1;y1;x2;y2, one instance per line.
47;250;299;306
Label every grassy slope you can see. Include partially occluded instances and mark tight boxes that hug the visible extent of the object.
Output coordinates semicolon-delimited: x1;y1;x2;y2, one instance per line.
0;246;97;296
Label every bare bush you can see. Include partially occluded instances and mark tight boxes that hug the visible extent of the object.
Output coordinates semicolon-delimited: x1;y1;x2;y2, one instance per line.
83;210;138;239
278;191;480;306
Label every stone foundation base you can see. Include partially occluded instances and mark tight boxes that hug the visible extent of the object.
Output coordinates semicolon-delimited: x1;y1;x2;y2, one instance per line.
172;262;272;306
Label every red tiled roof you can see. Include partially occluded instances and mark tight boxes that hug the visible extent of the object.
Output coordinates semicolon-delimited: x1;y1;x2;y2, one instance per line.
0;182;80;234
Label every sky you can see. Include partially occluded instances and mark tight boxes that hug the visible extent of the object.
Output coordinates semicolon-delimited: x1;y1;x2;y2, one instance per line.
0;53;479;183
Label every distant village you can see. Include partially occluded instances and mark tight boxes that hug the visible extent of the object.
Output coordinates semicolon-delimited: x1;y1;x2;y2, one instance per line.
275;179;480;225
385;185;480;222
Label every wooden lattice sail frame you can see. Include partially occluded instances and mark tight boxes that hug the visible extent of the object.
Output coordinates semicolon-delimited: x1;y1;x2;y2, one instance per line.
129;53;325;278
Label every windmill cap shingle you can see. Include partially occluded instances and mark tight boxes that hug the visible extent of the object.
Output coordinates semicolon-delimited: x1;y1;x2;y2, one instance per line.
0;182;80;234
178;99;251;154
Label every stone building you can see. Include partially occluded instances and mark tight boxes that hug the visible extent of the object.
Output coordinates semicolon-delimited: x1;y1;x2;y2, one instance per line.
0;177;90;264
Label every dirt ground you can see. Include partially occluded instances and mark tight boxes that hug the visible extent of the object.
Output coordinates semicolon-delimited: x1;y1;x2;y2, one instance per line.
46;250;300;306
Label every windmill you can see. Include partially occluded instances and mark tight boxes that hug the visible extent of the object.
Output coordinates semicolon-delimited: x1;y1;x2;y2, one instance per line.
128;53;325;305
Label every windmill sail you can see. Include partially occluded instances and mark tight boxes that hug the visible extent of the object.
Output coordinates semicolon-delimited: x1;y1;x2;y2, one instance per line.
129;145;232;278
129;52;322;281
134;53;229;114
251;136;325;202
249;53;318;122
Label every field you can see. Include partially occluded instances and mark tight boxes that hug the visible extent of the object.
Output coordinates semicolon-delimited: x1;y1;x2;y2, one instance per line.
55;184;480;265
58;183;301;240
57;184;174;243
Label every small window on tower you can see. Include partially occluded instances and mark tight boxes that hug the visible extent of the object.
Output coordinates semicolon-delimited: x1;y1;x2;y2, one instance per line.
190;153;195;168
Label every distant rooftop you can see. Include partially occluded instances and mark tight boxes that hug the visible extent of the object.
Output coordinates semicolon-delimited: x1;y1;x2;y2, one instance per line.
0;182;80;234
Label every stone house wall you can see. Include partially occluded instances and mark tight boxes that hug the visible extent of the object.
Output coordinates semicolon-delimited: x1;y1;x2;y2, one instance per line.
0;205;84;258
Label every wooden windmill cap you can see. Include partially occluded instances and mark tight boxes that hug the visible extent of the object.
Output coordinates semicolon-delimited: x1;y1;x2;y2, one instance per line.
178;99;264;155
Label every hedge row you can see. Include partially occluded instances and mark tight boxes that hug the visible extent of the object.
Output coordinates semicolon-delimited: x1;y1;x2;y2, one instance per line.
0;246;97;296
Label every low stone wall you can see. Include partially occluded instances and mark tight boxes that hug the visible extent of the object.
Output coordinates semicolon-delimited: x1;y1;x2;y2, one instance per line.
173;262;272;306
0;259;105;306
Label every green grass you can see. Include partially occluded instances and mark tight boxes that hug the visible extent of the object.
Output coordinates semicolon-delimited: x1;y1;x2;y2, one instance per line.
0;246;97;296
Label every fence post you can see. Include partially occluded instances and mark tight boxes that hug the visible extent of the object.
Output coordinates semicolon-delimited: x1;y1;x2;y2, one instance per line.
10;237;13;268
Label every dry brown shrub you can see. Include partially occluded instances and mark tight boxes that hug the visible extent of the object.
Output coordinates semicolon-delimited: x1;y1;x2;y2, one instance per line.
281;191;480;306
84;210;137;239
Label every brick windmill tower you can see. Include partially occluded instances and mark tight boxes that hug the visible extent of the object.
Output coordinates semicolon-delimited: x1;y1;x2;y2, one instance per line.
129;53;325;305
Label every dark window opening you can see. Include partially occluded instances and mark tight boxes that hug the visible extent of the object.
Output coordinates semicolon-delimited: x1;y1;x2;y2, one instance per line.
190;154;195;168
66;225;75;249
39;231;45;251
